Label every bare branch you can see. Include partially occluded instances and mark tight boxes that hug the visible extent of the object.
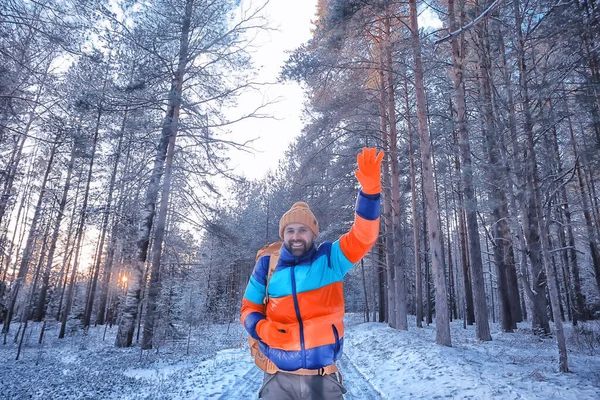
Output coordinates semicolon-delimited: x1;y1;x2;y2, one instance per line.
434;0;504;45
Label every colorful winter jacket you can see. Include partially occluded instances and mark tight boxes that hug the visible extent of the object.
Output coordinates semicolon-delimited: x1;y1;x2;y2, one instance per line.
240;191;381;371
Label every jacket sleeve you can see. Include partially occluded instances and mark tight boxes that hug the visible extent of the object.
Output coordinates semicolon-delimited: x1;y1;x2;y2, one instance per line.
338;190;381;265
240;256;269;340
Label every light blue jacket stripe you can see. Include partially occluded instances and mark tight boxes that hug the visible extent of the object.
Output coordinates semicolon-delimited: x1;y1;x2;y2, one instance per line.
267;241;354;298
330;239;355;277
243;275;266;305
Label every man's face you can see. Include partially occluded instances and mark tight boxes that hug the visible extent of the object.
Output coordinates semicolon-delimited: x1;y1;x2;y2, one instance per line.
283;223;315;256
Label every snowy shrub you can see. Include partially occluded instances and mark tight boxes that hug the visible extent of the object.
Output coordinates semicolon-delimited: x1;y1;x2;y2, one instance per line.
568;320;600;355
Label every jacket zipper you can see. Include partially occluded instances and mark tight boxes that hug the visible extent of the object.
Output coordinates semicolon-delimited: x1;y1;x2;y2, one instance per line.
332;324;340;353
290;265;306;368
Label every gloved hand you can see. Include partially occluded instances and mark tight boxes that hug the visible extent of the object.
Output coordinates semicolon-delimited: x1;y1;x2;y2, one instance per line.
256;319;292;349
354;147;384;195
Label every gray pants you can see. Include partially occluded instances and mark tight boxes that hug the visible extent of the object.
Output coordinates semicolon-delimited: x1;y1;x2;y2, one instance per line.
259;371;347;400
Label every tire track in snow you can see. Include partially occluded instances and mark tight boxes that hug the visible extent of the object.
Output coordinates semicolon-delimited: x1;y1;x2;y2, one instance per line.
338;354;386;399
218;364;261;399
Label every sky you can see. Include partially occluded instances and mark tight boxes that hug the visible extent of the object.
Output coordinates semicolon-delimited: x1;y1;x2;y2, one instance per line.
3;313;599;399
226;1;443;181
226;0;318;180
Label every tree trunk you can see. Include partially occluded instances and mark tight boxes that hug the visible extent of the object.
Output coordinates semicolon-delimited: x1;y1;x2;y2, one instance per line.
422;184;432;325
555;211;573;323
409;0;451;346
513;0;568;371
141;103;179;349
0;134;26;228
370;249;378;322
25;218;51;322
361;259;370;322
483;231;495;323
116;0;194;348
585;167;600;243
577;0;600;145
383;14;407;331
561;109;587;322
0;79;46;228
450;171;464;322
59;105;102;339
509;0;549;334
0;176;29;298
98;114;134;325
443;173;458;321
56;167;83;322
378;52;396;328
428;114;450;323
405;77;422;328
475;18;513;333
497;28;523;324
447;0;490;341
82;107;127;329
567;118;600;295
452;129;474;325
2;137;58;334
33;140;76;322
546;105;576;324
377;237;386;323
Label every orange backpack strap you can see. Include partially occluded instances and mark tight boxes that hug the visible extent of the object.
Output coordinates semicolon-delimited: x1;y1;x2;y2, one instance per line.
254;241;282;304
263;245;280;304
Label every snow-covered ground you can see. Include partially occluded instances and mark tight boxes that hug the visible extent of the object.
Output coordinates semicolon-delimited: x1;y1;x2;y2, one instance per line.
1;315;599;399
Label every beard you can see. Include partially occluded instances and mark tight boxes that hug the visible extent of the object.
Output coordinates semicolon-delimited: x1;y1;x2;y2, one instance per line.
285;239;311;256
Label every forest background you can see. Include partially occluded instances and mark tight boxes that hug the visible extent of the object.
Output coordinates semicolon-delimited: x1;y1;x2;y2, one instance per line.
1;0;600;381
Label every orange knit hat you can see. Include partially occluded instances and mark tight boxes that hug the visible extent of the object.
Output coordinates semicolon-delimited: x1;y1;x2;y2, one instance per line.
279;202;319;238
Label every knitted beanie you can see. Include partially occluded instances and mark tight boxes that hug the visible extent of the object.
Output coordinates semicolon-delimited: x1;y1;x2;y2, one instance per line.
279;201;319;239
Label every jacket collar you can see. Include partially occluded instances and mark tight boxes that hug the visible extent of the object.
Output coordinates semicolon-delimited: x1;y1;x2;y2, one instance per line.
279;242;317;265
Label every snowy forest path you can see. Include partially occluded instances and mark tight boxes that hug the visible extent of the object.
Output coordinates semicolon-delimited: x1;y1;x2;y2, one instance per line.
215;351;261;399
209;346;386;399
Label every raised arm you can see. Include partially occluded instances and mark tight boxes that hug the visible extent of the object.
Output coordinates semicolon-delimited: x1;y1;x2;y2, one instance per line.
339;147;384;264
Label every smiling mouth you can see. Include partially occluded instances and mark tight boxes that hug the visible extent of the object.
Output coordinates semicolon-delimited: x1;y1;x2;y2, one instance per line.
290;242;305;252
